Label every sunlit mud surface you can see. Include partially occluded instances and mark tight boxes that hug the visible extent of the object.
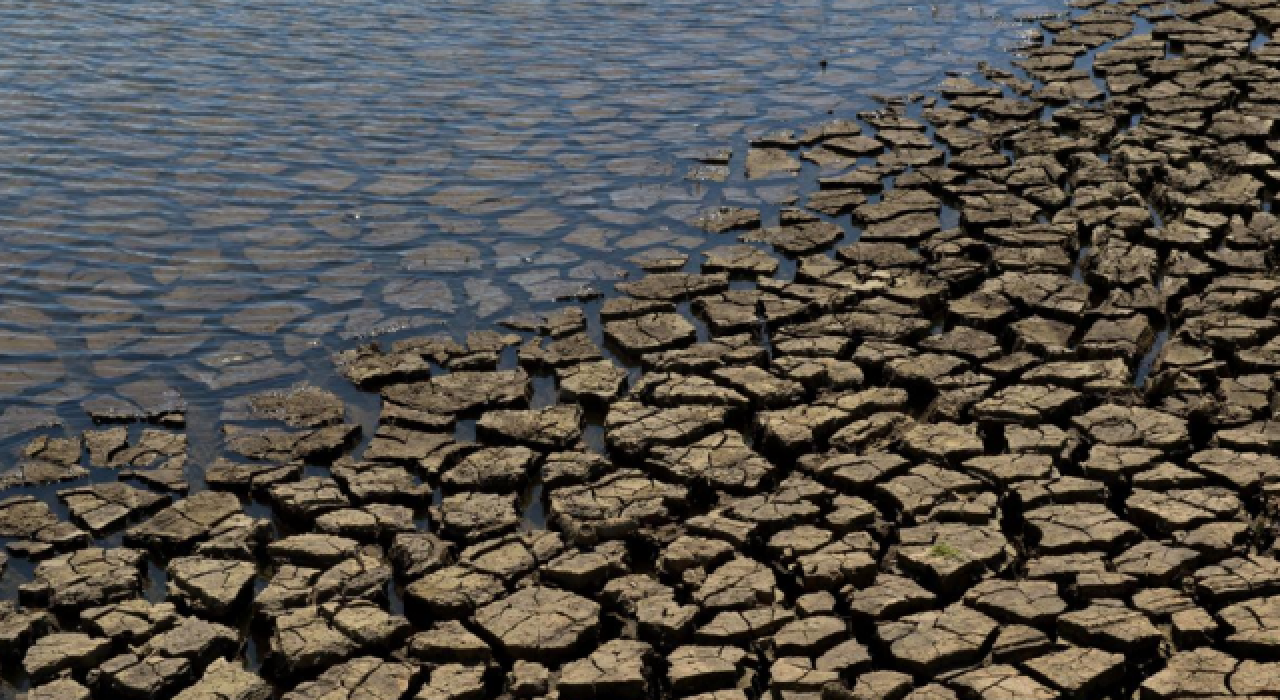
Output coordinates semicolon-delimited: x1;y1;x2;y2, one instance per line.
13;0;1280;692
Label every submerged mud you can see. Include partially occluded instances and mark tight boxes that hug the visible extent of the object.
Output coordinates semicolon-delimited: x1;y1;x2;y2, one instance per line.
0;0;1048;434
7;0;1280;699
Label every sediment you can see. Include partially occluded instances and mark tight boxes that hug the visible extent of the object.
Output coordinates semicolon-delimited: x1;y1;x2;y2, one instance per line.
4;0;1280;698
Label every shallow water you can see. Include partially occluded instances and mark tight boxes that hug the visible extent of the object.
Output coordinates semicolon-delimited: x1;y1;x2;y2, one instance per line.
0;0;1057;445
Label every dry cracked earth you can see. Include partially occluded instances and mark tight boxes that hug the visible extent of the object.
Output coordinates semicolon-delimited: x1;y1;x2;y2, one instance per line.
6;0;1280;699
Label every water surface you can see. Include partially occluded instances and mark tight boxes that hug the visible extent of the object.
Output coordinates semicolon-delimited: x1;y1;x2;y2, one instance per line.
0;0;1056;441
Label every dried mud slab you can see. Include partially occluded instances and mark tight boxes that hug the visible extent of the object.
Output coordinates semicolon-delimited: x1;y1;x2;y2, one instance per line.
473;586;601;660
382;370;530;415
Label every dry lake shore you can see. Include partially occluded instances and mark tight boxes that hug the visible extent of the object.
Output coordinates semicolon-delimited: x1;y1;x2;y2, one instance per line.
6;0;1280;699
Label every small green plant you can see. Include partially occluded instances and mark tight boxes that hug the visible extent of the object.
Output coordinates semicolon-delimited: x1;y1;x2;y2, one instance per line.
929;542;964;560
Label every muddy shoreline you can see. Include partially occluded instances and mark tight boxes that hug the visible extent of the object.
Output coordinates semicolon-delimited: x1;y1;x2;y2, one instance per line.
6;0;1280;698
